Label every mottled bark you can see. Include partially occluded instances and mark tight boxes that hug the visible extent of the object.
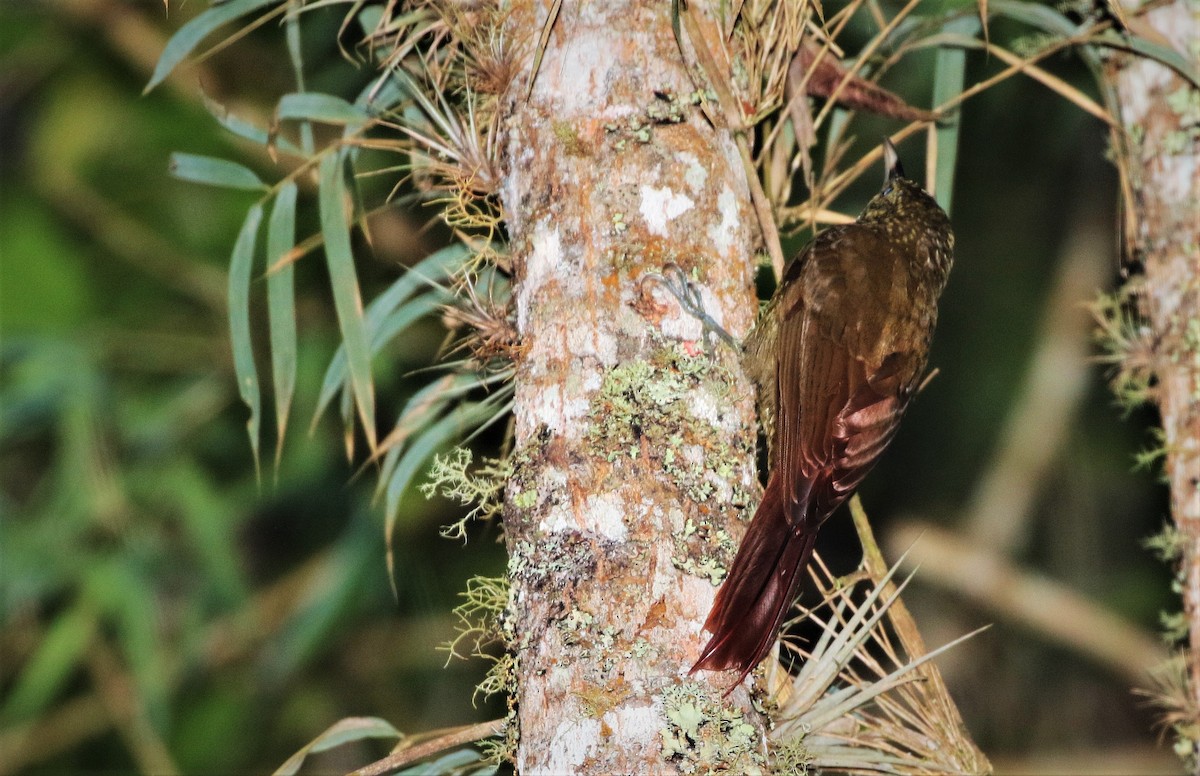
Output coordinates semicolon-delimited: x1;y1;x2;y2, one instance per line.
1111;0;1200;734
496;1;765;772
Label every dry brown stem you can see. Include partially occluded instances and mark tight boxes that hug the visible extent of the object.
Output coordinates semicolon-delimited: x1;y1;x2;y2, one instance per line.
888;520;1168;685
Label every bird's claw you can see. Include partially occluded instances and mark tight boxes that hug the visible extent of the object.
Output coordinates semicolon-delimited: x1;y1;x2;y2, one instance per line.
643;263;737;355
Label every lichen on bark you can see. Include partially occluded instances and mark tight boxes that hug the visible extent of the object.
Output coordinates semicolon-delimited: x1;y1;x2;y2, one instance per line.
495;1;764;771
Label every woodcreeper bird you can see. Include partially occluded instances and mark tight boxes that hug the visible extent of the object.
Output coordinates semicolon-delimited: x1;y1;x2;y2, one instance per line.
691;139;954;685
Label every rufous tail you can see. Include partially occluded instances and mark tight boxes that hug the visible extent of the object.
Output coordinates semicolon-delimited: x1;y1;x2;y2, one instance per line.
690;470;817;685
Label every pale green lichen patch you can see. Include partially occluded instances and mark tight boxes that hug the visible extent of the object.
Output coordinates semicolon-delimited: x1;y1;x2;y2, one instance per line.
660;681;765;775
586;341;749;501
422;447;511;541
508;534;597;592
672;518;738;585
604;88;715;151
769;740;812;775
585;341;751;583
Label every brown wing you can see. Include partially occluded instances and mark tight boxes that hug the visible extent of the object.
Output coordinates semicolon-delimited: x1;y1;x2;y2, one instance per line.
774;226;925;525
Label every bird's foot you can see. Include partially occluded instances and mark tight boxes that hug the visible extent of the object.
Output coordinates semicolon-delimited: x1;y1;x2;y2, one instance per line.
643;263;737;355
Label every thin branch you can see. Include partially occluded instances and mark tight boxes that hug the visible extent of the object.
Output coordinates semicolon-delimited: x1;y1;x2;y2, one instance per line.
350;718;505;776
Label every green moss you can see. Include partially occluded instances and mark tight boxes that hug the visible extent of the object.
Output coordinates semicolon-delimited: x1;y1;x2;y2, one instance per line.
553;120;587;156
660;681;765;774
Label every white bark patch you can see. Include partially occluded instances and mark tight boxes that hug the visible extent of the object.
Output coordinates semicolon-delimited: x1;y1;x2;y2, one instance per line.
688;388;726;430
584;491;629;541
680;152;708;194
523;383;591;436
647;283;725;344
566;321;619;365
640;185;695;236
603;703;660;749
538;491;629;541
519;222;562;331
543;33;610;115
542;717;602;774
707;184;741;258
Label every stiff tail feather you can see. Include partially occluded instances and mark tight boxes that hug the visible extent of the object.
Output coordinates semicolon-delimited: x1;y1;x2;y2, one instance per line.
690;471;817;686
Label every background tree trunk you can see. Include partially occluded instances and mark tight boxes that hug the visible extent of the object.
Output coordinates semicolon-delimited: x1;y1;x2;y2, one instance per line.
1110;0;1200;754
497;1;765;771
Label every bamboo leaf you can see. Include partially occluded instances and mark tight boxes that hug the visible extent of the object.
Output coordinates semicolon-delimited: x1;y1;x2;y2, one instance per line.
1097;32;1200;89
383;401;497;589
311;244;471;427
267;182;299;469
146;0;280;93
277;92;372;127
1;605;96;722
230;203;265;477
169;153;266;191
200;94;303;155
930;16;978;215
397;750;484;775
285;6;316;156
274;716;402;776
318;151;376;451
987;0;1079;36
372;372;483;491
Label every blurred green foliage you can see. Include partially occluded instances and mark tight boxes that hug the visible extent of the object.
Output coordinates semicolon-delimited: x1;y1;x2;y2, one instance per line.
0;0;1177;773
0;3;505;774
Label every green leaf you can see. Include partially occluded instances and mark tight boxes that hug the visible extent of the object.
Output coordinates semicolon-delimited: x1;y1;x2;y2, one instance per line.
273;716;402;776
277;93;371;127
987;0;1079;37
384;400;496;536
260;517;377;684
201;94;304;156
397;749;484;775
285;8;316;156
311;243;471;427
1098;32;1200;89
373;373;478;498
318;150;376;450
267;183;298;468
103;563;171;731
169;153;266;191
151;462;247;605
931;16;978;215
1;605;96;723
230;203;265;477
146;0;281;94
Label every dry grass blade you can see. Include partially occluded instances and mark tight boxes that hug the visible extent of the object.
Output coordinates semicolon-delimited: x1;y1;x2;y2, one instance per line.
809;0;924;135
526;0;562;100
768;504;990;774
916;33;1114;125
680;3;786;277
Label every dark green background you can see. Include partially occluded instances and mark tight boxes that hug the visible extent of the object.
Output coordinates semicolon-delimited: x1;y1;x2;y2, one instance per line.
0;1;1174;773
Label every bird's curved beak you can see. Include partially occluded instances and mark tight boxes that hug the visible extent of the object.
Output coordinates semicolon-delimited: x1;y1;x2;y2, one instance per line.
883;138;905;182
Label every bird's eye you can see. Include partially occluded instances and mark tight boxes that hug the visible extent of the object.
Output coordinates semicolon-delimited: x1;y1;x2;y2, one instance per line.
882;184;894;196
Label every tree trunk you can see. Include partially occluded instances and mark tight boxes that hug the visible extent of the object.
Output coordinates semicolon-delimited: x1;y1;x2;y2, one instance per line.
496;1;767;772
1110;0;1200;755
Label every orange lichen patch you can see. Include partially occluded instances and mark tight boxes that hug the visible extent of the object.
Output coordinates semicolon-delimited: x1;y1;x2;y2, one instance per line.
574;677;632;718
638;597;672;634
